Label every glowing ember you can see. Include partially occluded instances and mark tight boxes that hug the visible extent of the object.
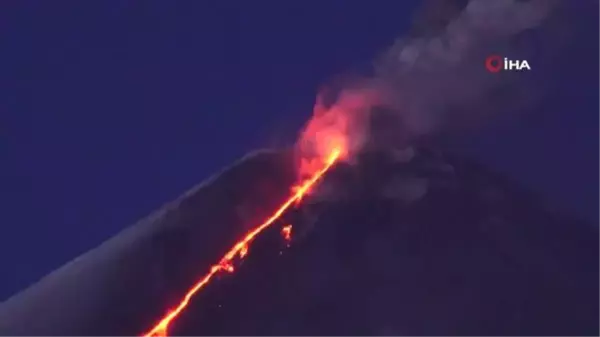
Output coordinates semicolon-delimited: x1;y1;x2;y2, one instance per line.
141;149;341;337
281;224;292;242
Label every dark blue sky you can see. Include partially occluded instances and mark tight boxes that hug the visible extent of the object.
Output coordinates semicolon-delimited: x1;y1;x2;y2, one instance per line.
1;1;597;300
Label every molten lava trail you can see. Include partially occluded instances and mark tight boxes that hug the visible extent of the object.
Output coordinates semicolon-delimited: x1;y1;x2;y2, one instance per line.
142;149;341;337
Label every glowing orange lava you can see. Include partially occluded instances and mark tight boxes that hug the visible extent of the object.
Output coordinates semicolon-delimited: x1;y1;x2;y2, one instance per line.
142;149;341;337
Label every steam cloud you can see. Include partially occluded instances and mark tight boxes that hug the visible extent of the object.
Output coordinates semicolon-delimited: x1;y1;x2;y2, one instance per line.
297;0;578;167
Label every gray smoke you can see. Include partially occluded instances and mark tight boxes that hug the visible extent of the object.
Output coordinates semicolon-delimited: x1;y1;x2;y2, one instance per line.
372;0;558;138
297;0;579;161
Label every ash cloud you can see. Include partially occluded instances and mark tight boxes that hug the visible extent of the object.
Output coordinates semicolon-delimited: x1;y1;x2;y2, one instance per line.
297;0;581;162
372;0;557;138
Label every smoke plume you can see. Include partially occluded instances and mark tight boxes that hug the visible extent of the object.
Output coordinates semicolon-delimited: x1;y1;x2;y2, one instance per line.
296;0;579;168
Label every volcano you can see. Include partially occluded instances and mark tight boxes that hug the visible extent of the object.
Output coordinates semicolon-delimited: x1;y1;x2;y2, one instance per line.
0;147;597;336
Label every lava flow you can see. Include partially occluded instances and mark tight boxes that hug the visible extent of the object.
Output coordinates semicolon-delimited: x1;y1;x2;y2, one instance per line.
142;149;341;337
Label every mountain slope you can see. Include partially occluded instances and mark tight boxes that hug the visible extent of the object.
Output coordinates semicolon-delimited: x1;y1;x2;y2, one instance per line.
170;147;598;335
0;147;596;336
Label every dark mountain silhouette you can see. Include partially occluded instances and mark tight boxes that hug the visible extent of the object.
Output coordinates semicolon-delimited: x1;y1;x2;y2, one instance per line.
0;147;597;336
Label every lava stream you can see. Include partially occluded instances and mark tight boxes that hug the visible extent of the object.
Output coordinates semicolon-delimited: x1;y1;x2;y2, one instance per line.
142;149;341;337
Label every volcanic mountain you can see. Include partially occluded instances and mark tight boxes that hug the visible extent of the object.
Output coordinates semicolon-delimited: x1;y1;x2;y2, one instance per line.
0;147;597;336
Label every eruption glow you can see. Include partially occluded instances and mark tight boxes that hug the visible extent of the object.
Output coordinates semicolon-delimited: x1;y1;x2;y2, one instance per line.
141;149;341;337
296;87;385;171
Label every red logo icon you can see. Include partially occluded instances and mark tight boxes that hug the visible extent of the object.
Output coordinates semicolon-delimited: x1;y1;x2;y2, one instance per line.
485;55;503;73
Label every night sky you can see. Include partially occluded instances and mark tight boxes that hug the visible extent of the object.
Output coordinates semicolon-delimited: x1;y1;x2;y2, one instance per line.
1;1;598;301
